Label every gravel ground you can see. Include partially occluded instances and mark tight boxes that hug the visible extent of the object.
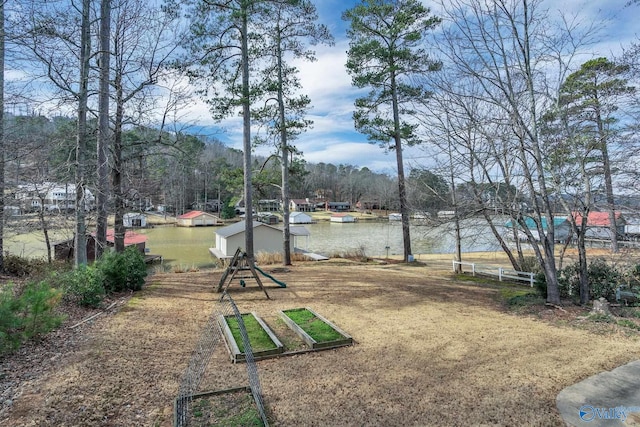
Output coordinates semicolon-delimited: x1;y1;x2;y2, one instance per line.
1;258;639;426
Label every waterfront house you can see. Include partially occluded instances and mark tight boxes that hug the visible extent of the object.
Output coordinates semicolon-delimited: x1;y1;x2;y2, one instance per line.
176;210;221;227
327;201;351;212
290;199;315;212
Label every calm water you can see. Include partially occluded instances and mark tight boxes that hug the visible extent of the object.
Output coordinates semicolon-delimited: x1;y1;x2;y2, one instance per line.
5;219;505;267
138;219;504;267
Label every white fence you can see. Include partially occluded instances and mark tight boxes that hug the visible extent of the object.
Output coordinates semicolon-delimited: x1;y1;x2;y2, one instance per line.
452;261;535;287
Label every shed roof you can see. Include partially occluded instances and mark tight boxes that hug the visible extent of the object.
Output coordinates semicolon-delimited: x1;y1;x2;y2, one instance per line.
573;211;623;227
290;226;310;236
100;229;147;245
505;217;568;230
290;199;312;205
177;210;217;219
216;220;280;238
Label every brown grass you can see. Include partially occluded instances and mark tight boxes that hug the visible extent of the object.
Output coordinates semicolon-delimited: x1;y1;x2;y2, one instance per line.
1;256;639;426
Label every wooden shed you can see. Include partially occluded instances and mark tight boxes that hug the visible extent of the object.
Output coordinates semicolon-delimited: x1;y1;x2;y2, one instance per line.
54;229;147;261
177;210;221;227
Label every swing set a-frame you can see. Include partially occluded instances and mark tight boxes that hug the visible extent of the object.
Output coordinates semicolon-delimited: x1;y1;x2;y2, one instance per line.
216;247;271;300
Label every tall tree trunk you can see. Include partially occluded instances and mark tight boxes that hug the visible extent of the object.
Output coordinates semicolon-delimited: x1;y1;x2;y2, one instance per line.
275;23;291;266
241;2;254;260
75;0;91;266
113;81;125;253
0;0;5;272
96;0;111;259
597;112;618;252
390;69;412;262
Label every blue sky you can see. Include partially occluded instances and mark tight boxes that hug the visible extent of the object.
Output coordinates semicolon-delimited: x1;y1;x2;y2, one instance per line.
185;0;639;175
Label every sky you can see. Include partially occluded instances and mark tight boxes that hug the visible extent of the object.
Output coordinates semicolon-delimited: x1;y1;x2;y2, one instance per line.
183;0;639;175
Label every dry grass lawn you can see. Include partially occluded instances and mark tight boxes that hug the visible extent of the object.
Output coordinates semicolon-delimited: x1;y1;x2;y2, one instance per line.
1;256;639;426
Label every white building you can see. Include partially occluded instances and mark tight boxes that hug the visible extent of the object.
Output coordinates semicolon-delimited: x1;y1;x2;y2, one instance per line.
289;212;313;224
211;221;309;258
123;212;147;228
14;182;95;211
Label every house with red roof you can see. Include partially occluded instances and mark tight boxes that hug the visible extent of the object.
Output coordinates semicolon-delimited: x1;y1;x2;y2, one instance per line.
176;210;221;227
573;211;625;240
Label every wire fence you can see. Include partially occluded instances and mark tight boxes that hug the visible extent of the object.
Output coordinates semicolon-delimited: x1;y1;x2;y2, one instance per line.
174;291;269;427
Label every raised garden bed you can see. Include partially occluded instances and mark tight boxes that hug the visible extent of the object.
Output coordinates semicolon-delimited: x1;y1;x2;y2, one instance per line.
279;307;353;350
218;312;284;363
175;387;264;427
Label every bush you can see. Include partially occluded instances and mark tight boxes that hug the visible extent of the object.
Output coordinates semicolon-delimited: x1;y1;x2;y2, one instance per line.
19;281;65;340
96;247;147;293
533;272;547;299
558;258;621;302
2;254;53;278
588;258;620;302
519;256;542;274
0;285;23;354
51;266;106;308
0;282;64;355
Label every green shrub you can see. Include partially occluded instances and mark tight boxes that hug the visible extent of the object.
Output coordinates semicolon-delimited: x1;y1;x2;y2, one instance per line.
51;266;106;308
0;285;23;354
0;282;65;355
18;281;64;340
533;272;547;298
520;256;542;274
3;254;49;277
96;247;147;293
558;258;621;302
587;258;620;302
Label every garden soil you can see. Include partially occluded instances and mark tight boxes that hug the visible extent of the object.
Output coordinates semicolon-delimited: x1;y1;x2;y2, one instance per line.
1;255;639;426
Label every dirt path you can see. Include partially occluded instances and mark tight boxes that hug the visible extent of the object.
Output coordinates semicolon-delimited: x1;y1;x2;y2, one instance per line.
1;259;639;426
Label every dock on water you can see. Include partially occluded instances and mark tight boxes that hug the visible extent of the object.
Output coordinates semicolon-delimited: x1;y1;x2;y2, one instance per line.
295;248;329;261
144;254;163;264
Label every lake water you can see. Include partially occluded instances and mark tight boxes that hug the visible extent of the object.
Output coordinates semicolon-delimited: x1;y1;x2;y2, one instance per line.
5;219;506;267
138;219;504;267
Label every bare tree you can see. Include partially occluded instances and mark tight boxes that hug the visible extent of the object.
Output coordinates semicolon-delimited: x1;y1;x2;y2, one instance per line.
96;0;111;258
0;0;5;271
428;0;600;304
110;0;183;251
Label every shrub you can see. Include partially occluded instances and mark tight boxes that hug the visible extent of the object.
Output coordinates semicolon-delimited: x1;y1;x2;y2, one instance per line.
519;256;542;274
2;254;52;278
533;272;547;299
96;247;147;293
0;285;23;354
18;281;65;340
587;258;620;302
558;258;621;302
0;282;64;355
51;266;106;308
